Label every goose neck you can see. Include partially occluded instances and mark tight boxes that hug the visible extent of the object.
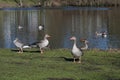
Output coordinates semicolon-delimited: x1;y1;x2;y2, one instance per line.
73;40;77;48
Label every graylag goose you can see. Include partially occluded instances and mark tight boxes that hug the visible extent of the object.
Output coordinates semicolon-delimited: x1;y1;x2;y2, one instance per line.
80;39;89;50
13;38;24;53
13;38;31;53
37;34;50;54
70;36;83;63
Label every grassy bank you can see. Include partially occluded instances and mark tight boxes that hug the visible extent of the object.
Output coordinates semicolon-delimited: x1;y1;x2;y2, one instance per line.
0;48;120;80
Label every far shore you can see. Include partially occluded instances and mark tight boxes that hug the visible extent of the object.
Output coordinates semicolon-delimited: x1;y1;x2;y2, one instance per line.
0;3;119;9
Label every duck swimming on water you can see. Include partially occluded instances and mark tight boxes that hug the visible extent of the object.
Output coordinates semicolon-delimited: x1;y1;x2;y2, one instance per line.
38;25;44;30
101;31;107;38
95;31;102;36
18;25;23;30
95;31;107;38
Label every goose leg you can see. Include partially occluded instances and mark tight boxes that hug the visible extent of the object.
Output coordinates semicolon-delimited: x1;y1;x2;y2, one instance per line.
73;58;76;63
40;48;43;54
18;48;21;53
78;56;81;63
18;48;23;53
20;48;23;53
18;49;20;53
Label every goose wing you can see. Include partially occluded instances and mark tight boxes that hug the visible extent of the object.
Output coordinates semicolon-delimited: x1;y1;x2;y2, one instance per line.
13;39;24;48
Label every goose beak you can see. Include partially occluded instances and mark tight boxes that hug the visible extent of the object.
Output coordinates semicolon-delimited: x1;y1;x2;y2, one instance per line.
48;35;51;38
47;35;51;38
45;34;51;38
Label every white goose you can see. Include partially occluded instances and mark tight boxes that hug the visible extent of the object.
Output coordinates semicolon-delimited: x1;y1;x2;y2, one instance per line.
13;38;24;53
37;34;50;53
70;36;83;63
81;39;89;50
13;38;31;53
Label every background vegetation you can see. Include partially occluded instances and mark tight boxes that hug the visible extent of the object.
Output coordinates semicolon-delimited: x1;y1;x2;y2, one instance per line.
0;0;119;8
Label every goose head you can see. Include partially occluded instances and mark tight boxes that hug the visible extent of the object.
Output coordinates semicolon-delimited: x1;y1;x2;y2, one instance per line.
15;38;19;40
80;39;89;50
44;34;51;39
70;36;77;48
81;39;88;44
13;38;19;43
80;39;89;43
70;36;76;41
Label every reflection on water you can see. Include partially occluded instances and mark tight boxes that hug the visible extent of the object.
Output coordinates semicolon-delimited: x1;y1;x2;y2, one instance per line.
0;7;120;50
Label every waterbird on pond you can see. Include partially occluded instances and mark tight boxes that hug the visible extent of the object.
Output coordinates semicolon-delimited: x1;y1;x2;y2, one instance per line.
18;25;23;30
70;36;83;63
80;39;89;50
13;38;31;53
37;34;50;54
95;31;102;37
95;31;107;38
101;31;107;38
38;25;44;30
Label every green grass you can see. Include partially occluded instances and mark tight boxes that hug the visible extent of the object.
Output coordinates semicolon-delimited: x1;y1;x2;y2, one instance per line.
0;48;120;80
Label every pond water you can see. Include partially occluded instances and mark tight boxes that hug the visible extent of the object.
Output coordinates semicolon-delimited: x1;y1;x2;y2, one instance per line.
0;7;120;50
